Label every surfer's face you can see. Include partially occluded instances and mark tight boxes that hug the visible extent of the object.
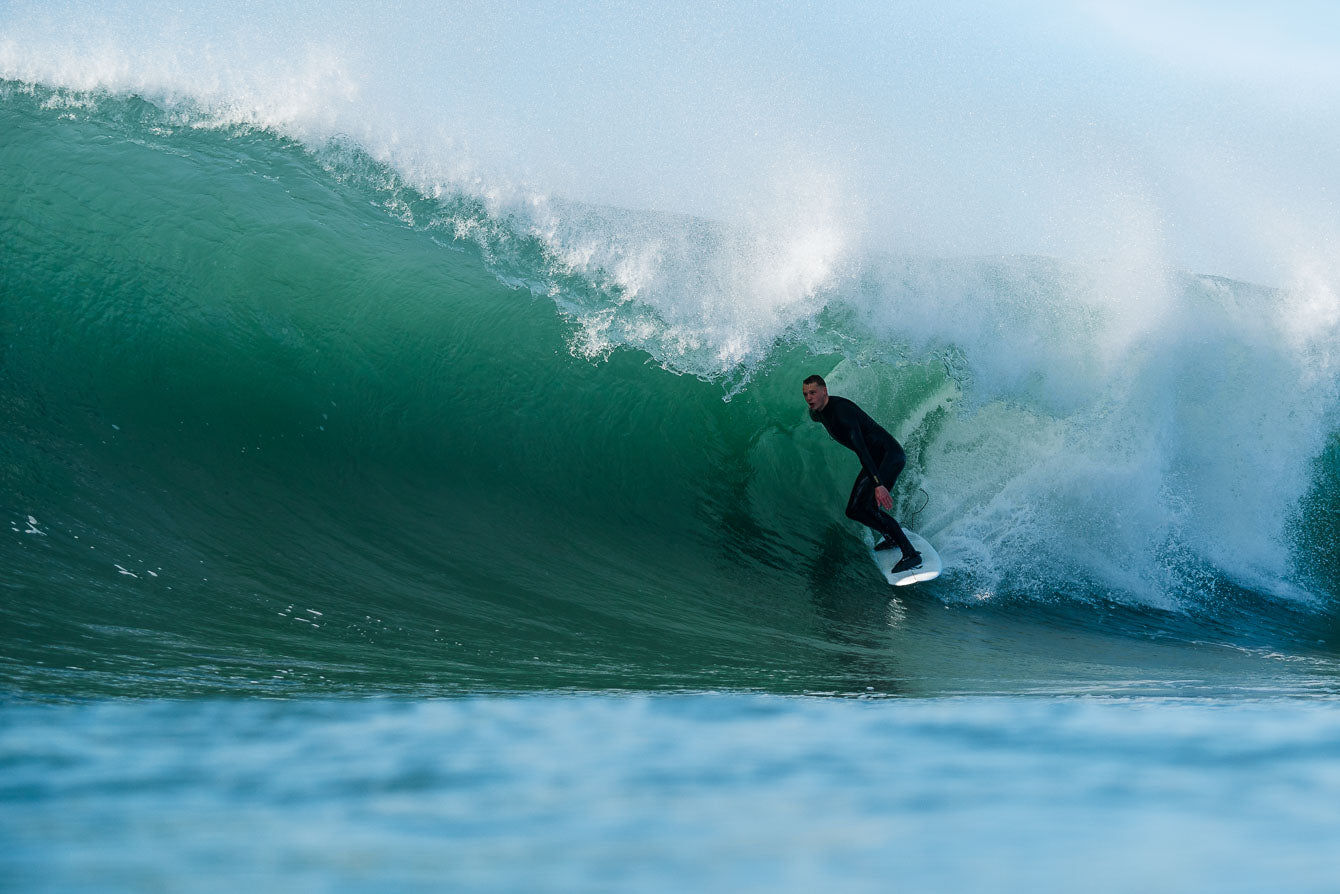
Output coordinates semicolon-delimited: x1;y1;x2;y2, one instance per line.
802;382;828;412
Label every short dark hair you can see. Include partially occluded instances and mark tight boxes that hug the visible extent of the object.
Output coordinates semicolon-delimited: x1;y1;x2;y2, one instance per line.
803;374;826;388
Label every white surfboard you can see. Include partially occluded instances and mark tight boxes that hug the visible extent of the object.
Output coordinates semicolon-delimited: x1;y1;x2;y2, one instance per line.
871;527;942;586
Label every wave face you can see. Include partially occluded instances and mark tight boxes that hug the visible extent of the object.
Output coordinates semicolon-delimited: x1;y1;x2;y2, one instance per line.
3;61;1340;694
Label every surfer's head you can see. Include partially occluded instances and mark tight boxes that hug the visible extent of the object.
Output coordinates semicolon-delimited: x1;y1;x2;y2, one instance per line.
802;375;828;413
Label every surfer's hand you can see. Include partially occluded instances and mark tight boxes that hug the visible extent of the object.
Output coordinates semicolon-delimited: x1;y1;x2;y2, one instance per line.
875;485;893;511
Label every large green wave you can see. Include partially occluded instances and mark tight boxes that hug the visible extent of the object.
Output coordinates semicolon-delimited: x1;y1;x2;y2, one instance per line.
4;88;1338;697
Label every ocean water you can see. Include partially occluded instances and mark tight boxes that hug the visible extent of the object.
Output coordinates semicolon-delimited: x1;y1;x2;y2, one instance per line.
4;3;1340;891
6;696;1340;893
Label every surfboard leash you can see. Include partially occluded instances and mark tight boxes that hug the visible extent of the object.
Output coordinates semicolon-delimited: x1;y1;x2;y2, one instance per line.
907;488;929;531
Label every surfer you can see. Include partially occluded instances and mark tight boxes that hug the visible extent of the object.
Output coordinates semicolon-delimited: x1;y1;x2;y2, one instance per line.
803;374;922;573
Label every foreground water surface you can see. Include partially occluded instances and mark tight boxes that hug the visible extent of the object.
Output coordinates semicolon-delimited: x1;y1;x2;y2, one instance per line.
4;694;1340;894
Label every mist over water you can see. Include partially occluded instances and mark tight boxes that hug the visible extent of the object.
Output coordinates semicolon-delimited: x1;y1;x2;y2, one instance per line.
6;0;1340;275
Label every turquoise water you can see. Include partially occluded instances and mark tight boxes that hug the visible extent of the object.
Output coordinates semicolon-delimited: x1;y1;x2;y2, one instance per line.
6;696;1340;893
3;20;1340;890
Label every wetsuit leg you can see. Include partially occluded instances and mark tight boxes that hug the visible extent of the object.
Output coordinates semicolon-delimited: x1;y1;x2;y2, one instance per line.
845;452;916;555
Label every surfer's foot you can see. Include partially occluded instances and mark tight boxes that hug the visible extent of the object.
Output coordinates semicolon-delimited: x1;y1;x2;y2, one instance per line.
892;552;922;573
874;536;898;552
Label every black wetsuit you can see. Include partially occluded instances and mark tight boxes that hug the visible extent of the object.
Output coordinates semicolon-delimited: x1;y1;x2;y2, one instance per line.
811;395;916;555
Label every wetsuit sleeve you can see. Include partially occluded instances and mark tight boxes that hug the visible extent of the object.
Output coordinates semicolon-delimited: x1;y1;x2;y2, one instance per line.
839;405;886;488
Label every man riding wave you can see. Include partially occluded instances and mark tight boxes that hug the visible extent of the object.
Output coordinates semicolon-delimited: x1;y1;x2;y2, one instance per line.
803;374;922;573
